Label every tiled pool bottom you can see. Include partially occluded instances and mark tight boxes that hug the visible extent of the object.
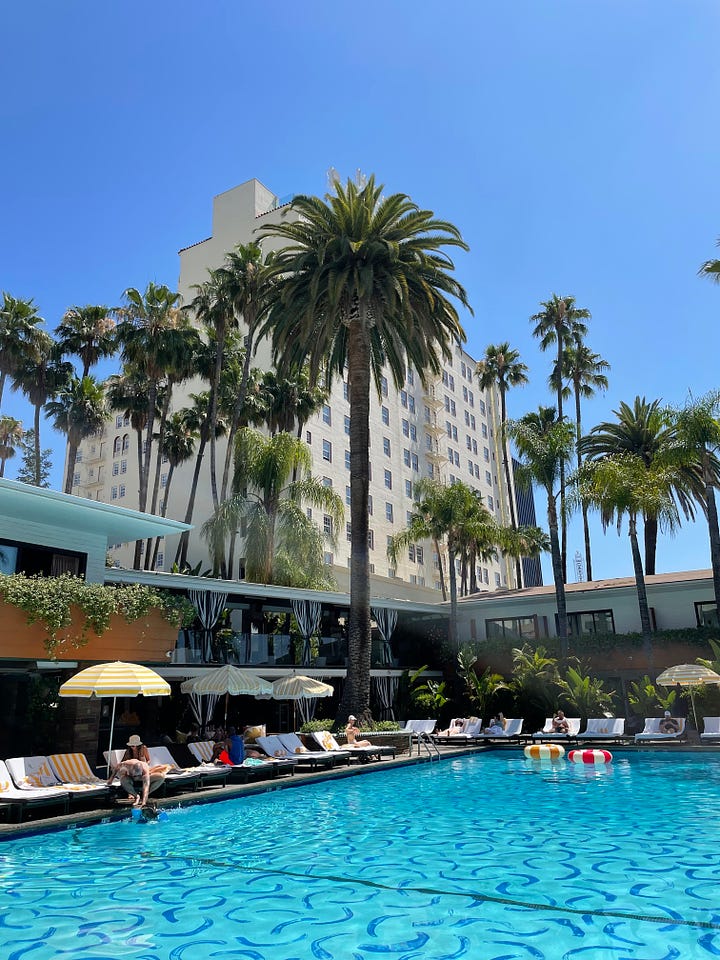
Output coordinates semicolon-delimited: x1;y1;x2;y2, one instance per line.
2;752;720;959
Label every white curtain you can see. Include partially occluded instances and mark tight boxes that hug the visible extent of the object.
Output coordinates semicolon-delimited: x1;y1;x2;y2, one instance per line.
189;691;220;731
189;589;228;661
297;674;328;723
373;674;399;720
292;599;322;665
372;606;398;666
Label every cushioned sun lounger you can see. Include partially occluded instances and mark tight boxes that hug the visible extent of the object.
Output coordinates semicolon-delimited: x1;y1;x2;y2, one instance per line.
186;740;215;763
7;755;108;804
310;730;396;761
578;718;626;741
400;720;437;735
700;717;720;741
147;745;230;790
475;718;524;741
532;718;581;740
47;753;110;800
440;717;485;742
0;759;69;822
634;718;686;742
277;732;347;768
186;740;295;780
433;718;469;742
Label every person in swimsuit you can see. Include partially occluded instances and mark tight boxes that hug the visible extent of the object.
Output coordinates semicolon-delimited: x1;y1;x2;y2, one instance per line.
484;714;507;735
345;715;372;747
552;711;570;734
659;710;680;734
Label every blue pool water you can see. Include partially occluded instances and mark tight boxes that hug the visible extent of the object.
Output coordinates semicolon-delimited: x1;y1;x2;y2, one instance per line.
2;752;720;959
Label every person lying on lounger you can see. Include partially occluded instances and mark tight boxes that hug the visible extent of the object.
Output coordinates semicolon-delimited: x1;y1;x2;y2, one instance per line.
552;711;570;734
483;714;507;735
659;711;680;734
345;715;372;747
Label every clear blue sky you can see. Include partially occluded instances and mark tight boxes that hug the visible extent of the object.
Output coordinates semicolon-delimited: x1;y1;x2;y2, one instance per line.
1;1;719;582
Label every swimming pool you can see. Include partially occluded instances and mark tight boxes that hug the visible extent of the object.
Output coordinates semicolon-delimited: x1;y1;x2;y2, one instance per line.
2;751;720;958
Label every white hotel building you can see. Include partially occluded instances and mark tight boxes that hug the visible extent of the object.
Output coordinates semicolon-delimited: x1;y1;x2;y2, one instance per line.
74;179;535;599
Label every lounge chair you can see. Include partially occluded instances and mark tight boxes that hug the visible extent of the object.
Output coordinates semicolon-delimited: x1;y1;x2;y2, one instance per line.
400;720;437;736
47;753;111;800
6;755;108;803
634;718;686;742
0;758;69;822
439;717;485;743
277;732;347;769
578;718;626;741
147;745;230;790
186;740;294;781
433;718;469;742
700;717;720;741
310;730;396;761
476;718;524;742
532;718;581;740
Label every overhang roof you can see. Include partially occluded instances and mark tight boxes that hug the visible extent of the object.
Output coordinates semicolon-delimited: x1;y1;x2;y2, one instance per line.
0;478;191;544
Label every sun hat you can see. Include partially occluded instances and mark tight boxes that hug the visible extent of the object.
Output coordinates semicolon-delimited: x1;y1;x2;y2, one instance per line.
663;710;671;717
127;734;143;746
348;715;356;721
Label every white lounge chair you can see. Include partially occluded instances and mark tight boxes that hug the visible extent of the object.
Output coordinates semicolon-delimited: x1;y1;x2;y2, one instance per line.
186;740;215;763
311;729;396;760
476;718;524;741
47;753;110;800
186;739;294;780
579;718;626;740
441;717;485;742
0;759;69;821
532;718;581;740
400;720;437;735
277;732;347;768
701;717;720;741
433;718;469;742
6;755;107;800
634;718;686;742
147;745;229;789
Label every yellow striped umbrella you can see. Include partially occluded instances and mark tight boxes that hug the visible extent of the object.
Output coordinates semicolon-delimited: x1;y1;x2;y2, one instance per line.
59;661;171;763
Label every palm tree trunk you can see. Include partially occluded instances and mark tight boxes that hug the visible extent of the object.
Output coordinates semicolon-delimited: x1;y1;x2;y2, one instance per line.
64;440;79;495
644;515;658;576
145;389;173;569
447;545;459;647
220;325;255;504
338;312;372;721
556;329;567;584
703;453;720;617
629;515;653;671
434;537;447;601
150;463;176;569
208;321;227;512
133;429;144;569
469;546;478;594
574;385;592;581
175;432;208;568
500;388;522;588
547;493;568;654
33;404;41;487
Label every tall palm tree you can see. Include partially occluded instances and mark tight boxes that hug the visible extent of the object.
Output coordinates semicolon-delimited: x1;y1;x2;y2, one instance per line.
262;367;328;437
551;343;610;581
0;293;44;409
12;333;72;486
507;407;576;653
580;397;702;574
699;238;720;283
54;305;116;378
575;453;680;667
667;391;720;620
148;409;199;569
476;342;529;588
530;294;591;582
202;428;344;586
187;242;273;509
45;375;107;493
258;176;469;721
0;416;23;478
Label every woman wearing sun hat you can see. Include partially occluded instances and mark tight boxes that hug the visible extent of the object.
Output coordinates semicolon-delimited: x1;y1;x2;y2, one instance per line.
122;734;151;764
345;715;372;748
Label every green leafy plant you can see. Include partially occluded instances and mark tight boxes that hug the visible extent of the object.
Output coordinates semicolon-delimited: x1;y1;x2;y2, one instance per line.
407;664;449;716
0;572;194;656
299;719;333;734
627;675;676;717
556;665;617;722
457;645;508;719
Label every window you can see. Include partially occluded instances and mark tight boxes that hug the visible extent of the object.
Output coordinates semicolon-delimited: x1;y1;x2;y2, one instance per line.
454;451;460;466
384;470;392;489
387;535;394;551
345;450;351;469
484;447;490;462
324;552;334;566
408;544;416;562
463;386;468;402
486;470;492;485
468;391;474;407
388;568;396;579
407;369;414;386
346;522;352;541
381;406;389;425
408;395;415;414
468;460;474;475
345;485;351;505
381;376;388;397
323;515;333;535
385;502;393;522
160;473;167;487
409;574;417;585
306;430;312;444
122;434;129;453
401;390;408;408
113;437;121;456
565;610;616;636
306;508;313;519
403;448;411;467
448;447;454;462
470;415;476;430
111;486;118;499
368;529;375;550
416;546;424;564
461;361;467;378
425;433;433;450
155;553;164;568
322;439;332;462
696;602;719;628
344;415;351;435
73;472;80;485
482;423;488;438
120;459;127;474
119;485;126;498
410;424;416;441
472;439;477;454
488;495;494;510
446;421;452;438
466;436;472;450
322;404;331;425
483;568;489;584
112;462;119;476
406;511;413;524
424;405;431;423
479;399;486;415
405;479;412;498
486;616;539;641
343;381;349;400
465;410;470;426
474;464;479;478
115;415;123;428
384;437;391;457
495;572;501;587
322;476;333;487
402;419;410;437
411;454;419;472
368;494;373;515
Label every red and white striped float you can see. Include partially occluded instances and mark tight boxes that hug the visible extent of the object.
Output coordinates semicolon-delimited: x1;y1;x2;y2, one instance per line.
524;743;565;761
568;748;612;765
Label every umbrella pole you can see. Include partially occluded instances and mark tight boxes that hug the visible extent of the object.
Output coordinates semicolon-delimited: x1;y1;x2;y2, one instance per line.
690;688;698;732
107;697;117;772
225;692;229;727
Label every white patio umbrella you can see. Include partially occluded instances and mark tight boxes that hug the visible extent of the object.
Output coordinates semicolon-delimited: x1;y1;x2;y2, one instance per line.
59;661;171;764
268;674;334;729
656;663;720;731
180;665;273;726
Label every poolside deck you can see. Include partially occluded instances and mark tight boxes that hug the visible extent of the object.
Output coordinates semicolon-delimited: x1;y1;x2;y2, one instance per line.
1;737;715;838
